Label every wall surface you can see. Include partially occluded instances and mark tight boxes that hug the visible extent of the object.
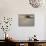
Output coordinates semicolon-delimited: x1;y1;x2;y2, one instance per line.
0;0;46;40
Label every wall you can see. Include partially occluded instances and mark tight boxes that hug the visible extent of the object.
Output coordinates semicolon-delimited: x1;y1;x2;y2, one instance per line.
0;0;46;40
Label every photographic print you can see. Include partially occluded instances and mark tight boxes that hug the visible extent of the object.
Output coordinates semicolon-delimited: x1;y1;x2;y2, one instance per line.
18;14;34;26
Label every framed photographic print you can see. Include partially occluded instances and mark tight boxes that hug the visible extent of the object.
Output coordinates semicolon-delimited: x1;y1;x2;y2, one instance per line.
18;14;35;26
